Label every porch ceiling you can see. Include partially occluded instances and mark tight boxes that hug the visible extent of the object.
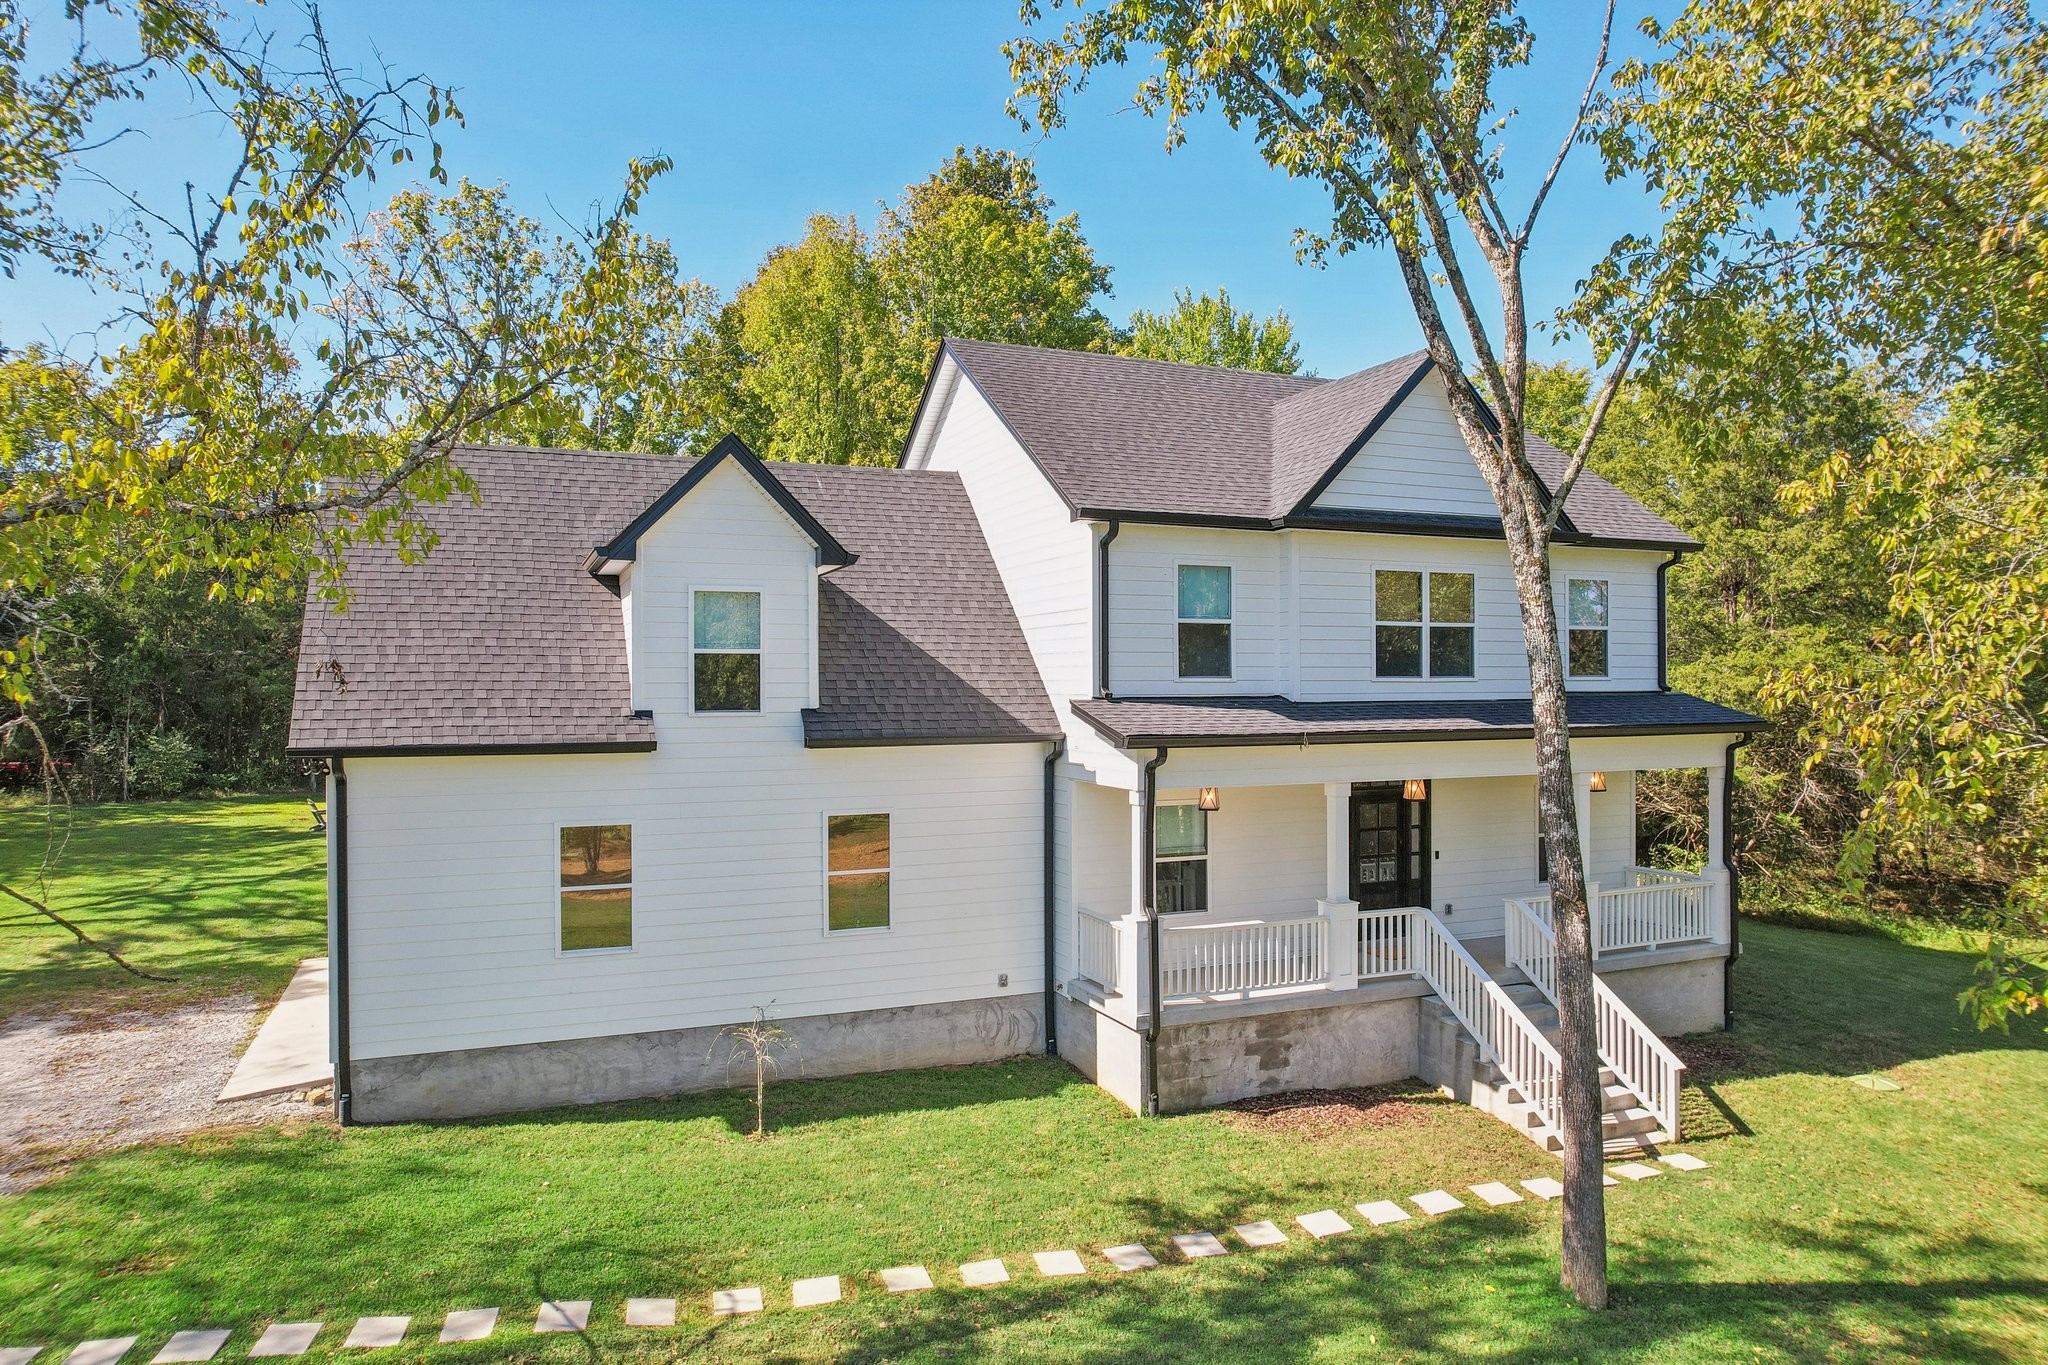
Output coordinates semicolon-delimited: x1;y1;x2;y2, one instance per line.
1070;691;1764;749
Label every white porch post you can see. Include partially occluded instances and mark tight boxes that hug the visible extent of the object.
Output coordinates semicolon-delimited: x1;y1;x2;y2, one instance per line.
1705;763;1731;943
1320;781;1360;991
1577;767;1601;955
1121;789;1151;1027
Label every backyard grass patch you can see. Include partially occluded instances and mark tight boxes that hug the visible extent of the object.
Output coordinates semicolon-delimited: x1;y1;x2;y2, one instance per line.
0;796;325;1019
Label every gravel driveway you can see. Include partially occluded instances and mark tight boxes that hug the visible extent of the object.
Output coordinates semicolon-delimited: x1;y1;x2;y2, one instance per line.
0;997;317;1195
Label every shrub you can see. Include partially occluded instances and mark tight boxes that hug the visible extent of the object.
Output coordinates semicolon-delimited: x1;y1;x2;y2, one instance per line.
129;730;202;799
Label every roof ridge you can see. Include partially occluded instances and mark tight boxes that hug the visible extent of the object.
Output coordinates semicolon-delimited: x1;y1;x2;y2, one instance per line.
946;334;1327;385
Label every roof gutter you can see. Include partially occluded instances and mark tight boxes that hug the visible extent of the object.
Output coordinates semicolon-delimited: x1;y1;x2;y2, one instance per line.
330;757;354;1127
1095;520;1120;699
1043;738;1065;1057
1723;732;1753;1033
1140;746;1169;1117
1656;551;1685;692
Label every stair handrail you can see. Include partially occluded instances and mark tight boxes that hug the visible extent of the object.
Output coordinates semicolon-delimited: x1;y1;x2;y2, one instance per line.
1503;897;1686;1141
1410;906;1562;1138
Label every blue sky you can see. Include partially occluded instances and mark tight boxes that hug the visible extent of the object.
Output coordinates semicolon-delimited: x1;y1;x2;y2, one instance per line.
9;1;1674;377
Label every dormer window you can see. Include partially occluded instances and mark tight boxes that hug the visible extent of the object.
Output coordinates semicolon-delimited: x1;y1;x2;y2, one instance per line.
693;589;762;712
1177;564;1233;679
1375;570;1475;678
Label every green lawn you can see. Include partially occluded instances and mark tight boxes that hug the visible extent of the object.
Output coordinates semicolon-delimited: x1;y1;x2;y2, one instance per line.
1;800;2045;1360
0;795;327;1019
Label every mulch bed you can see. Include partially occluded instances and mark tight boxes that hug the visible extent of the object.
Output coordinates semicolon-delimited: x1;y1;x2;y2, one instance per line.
1221;1083;1449;1137
1671;1032;1758;1081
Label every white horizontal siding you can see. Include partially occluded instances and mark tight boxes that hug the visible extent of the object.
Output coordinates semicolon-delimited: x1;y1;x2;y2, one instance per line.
1106;523;1289;696
1157;783;1324;924
1312;380;1500;517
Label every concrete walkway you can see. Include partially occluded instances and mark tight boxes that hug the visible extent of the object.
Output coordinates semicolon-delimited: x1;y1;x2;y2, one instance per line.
217;960;329;1103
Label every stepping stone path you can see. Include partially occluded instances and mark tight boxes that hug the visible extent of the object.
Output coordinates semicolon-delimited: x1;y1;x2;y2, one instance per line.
248;1324;320;1359
791;1277;841;1309
1101;1245;1158;1272
878;1266;932;1294
1602;1174;1620;1187
1356;1200;1411;1227
0;1350;41;1365
710;1289;762;1317
1611;1162;1663;1181
623;1299;676;1328
1661;1152;1709;1171
63;1341;134;1365
150;1331;230;1364
1033;1250;1087;1277
438;1310;497;1344
959;1260;1009;1287
1233;1220;1288;1248
1171;1232;1229;1259
1410;1190;1465;1216
1296;1209;1352;1239
1470;1182;1523;1206
341;1318;408;1350
1521;1177;1564;1200
535;1301;590;1334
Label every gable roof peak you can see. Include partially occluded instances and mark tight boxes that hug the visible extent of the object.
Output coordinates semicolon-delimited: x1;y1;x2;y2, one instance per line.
592;433;856;571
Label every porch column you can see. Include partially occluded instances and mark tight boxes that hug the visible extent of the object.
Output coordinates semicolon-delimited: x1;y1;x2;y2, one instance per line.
1705;763;1731;942
1121;789;1151;1029
1576;766;1602;955
1320;782;1360;991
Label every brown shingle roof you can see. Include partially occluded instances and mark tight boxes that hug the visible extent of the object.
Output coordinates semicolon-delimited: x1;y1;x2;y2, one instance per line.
940;338;1698;549
288;445;1058;756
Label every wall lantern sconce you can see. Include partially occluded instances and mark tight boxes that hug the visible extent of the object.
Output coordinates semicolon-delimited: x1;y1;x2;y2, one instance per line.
1401;778;1428;801
1588;771;1608;793
1197;787;1221;812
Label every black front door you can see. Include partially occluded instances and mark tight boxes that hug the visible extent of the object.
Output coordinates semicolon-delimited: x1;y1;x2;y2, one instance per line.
1351;782;1429;910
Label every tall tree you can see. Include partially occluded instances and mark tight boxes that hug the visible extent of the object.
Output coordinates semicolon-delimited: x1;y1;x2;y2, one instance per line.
1010;2;1650;1304
1124;287;1303;372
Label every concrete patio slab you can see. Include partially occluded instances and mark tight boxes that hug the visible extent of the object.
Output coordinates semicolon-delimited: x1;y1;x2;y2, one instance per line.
148;1332;230;1364
1297;1209;1352;1238
1471;1182;1523;1206
437;1311;497;1344
878;1266;932;1294
247;1324;320;1358
1171;1232;1229;1259
1033;1250;1087;1277
340;1318;407;1350
1410;1190;1465;1216
534;1301;590;1333
791;1277;841;1308
959;1259;1009;1287
1661;1152;1709;1171
62;1340;135;1365
1613;1162;1662;1181
623;1299;676;1328
218;959;329;1103
1357;1200;1411;1226
1522;1177;1564;1199
710;1289;762;1317
1233;1221;1287;1248
0;1350;44;1365
1102;1244;1158;1271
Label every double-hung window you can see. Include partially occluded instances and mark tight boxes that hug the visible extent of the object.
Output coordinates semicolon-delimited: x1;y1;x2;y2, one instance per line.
1374;570;1475;677
1154;804;1209;913
1567;578;1609;678
559;824;632;952
1176;565;1232;679
826;813;891;932
693;589;761;711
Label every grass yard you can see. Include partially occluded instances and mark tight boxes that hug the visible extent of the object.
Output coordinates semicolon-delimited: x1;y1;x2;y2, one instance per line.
1;798;2045;1361
0;796;326;1019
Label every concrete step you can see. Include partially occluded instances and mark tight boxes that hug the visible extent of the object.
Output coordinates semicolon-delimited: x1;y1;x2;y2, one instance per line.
1605;1127;1672;1156
1603;1106;1662;1138
1603;1083;1637;1114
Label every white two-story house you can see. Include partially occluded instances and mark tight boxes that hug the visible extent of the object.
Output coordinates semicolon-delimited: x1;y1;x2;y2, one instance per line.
291;339;1759;1152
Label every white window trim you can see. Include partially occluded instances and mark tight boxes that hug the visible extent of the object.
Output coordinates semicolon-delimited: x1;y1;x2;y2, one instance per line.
554;819;635;958
822;809;895;937
1565;576;1612;680
1370;564;1477;680
1174;560;1236;683
688;583;766;716
1153;800;1211;915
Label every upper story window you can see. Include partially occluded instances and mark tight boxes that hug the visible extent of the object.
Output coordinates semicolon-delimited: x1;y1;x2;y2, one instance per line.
1154;803;1209;913
1375;570;1475;678
693;589;761;711
1177;564;1232;679
826;813;891;932
559;823;632;953
1567;578;1609;678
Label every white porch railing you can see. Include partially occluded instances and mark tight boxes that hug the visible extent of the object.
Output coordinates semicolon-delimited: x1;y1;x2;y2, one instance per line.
1076;910;1122;992
1504;896;1686;1141
1525;865;1716;958
1413;906;1562;1138
1357;908;1416;980
1161;916;1327;999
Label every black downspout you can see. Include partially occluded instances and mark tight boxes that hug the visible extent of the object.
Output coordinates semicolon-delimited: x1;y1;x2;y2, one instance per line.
1655;551;1684;693
331;757;353;1126
1140;746;1168;1117
1722;733;1751;1032
1042;738;1065;1057
1095;520;1120;698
